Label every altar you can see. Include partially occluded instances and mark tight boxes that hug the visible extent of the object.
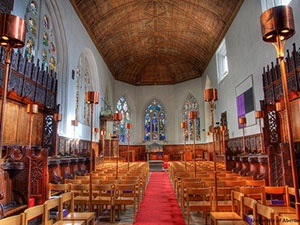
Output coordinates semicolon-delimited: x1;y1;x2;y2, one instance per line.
146;142;164;171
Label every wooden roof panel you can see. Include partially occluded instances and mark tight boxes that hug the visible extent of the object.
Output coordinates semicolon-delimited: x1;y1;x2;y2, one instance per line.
70;0;244;85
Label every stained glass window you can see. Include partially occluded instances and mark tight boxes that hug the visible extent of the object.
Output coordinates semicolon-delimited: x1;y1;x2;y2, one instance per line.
144;100;166;142
182;94;201;141
75;57;91;126
115;96;131;143
25;1;57;72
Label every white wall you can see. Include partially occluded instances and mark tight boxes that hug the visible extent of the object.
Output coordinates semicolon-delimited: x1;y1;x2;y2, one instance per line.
203;0;300;139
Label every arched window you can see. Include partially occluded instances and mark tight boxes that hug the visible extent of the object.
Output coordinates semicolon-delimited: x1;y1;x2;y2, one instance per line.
75;56;91;125
115;96;130;143
144;100;166;142
24;1;57;71
182;94;200;141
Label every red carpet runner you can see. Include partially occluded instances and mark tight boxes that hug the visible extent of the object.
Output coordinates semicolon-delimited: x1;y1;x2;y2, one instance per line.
134;172;186;225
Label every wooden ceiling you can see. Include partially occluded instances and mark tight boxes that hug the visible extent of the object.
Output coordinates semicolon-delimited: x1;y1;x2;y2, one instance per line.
70;0;244;86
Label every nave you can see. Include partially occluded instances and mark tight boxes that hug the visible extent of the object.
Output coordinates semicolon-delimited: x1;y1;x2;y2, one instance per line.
1;160;298;225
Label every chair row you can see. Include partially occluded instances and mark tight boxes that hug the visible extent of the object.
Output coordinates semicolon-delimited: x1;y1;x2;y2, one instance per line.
0;191;95;225
181;185;298;225
49;182;139;223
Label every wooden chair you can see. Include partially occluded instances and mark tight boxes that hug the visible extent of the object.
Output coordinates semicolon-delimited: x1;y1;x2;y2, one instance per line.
0;214;23;225
180;180;203;212
186;187;213;225
68;184;90;211
113;183;138;223
43;198;61;225
264;186;287;206
256;202;275;225
245;179;265;187
23;204;44;225
49;183;69;199
210;191;244;225
119;176;141;209
59;192;95;225
177;177;200;199
43;197;85;225
239;186;265;203
242;196;258;225
223;180;245;187
215;187;239;212
91;184;114;221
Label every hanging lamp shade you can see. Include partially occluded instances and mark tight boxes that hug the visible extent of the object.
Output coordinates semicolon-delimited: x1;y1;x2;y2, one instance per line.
53;113;62;122
26;104;38;114
126;123;132;129
113;112;122;121
189;111;197;119
71;119;78;126
0;14;26;48
255;110;264;119
260;5;295;43
85;91;99;104
204;88;218;102
239;117;247;125
181;121;187;129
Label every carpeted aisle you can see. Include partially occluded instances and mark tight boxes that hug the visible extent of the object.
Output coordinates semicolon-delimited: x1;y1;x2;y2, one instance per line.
134;172;186;225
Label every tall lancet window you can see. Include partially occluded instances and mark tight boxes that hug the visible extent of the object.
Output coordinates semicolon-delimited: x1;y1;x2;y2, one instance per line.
116;96;130;143
144;100;166;142
24;1;57;71
75;57;91;125
182;94;200;141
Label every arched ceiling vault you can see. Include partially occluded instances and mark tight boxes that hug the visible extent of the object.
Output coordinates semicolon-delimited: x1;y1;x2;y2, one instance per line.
70;0;244;86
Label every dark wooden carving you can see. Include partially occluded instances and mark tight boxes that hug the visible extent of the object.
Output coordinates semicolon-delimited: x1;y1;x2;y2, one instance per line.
0;147;48;218
261;42;300;187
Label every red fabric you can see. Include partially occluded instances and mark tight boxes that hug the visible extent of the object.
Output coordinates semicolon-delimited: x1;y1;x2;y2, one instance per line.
163;162;168;169
134;172;186;225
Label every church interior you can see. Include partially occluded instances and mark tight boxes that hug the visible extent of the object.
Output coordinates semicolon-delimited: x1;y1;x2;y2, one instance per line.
1;0;300;224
